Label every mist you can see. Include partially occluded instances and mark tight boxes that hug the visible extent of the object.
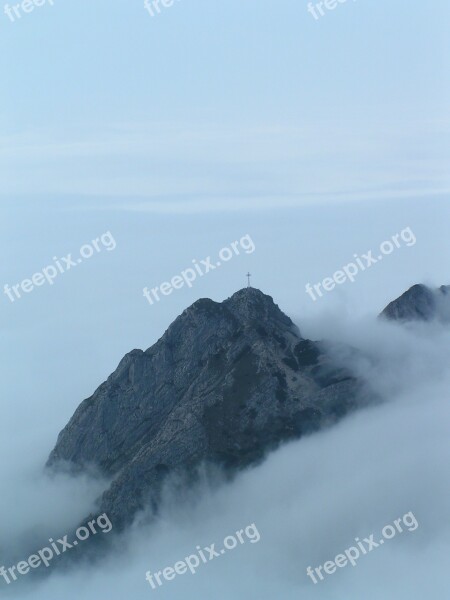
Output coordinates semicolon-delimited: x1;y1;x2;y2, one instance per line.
1;306;449;599
1;0;448;595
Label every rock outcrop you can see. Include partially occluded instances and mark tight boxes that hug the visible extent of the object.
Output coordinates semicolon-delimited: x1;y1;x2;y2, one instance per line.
380;284;450;322
47;288;366;529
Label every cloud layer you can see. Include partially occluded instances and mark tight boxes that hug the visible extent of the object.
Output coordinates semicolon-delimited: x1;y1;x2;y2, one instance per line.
1;312;449;599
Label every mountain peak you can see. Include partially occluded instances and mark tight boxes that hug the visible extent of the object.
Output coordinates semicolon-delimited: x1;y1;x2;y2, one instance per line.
225;286;273;306
47;288;361;529
223;287;294;329
174;287;295;336
380;283;450;322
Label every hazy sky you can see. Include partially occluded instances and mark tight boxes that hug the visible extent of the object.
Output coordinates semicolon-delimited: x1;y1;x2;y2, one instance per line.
1;0;448;510
0;0;449;201
1;1;449;598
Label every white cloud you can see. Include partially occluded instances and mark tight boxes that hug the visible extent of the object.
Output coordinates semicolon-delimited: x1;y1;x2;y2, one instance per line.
1;120;447;204
1;314;449;599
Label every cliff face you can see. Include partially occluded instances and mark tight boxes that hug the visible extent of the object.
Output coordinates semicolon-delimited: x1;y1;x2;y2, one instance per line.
380;284;450;322
47;288;364;529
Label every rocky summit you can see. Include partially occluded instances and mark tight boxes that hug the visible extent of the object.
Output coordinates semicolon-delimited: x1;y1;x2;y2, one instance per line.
47;288;365;530
380;284;450;323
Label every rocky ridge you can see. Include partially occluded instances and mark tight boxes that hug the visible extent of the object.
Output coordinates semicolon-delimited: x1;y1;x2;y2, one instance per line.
47;288;365;529
380;284;450;322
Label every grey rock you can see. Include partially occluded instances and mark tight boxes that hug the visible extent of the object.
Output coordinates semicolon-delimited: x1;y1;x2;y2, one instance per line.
380;284;450;322
47;288;366;529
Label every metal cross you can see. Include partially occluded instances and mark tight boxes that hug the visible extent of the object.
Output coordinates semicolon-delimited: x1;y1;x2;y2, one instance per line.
246;272;251;287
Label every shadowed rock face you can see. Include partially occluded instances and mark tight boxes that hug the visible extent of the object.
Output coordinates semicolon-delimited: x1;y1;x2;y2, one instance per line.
47;288;364;529
380;284;450;323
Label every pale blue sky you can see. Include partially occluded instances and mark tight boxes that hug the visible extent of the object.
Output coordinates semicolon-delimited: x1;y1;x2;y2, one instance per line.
1;0;449;424
0;0;448;202
1;5;450;598
1;0;449;427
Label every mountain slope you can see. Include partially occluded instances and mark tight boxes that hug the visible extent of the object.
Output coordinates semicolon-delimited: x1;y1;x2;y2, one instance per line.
380;284;450;322
47;288;365;529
